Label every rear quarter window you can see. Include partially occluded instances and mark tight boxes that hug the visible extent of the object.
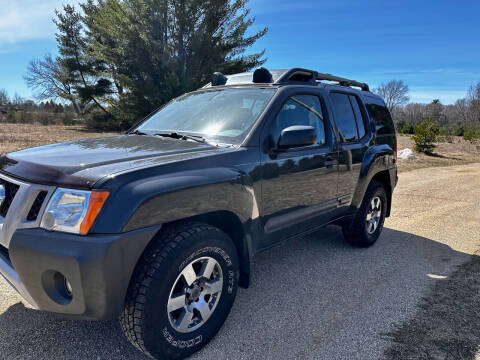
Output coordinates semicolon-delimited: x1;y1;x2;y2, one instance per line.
364;97;395;135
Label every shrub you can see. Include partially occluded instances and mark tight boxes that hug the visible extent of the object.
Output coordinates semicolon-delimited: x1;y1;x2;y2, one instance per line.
396;120;415;134
439;125;455;143
463;128;480;143
413;119;439;153
61;112;77;125
85;111;122;131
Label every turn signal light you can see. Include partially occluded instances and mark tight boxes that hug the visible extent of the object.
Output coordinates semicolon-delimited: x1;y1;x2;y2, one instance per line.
79;191;110;235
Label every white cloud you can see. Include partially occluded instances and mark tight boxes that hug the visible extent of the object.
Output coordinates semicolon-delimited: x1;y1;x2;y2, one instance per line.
0;0;79;44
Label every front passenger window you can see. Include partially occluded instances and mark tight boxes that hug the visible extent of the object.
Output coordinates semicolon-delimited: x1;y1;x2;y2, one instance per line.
272;95;326;146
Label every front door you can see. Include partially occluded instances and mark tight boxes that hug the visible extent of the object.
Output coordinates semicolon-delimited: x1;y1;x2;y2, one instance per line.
260;93;339;248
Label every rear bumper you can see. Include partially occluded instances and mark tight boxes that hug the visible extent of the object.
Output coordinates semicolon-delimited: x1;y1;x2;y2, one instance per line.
0;226;160;320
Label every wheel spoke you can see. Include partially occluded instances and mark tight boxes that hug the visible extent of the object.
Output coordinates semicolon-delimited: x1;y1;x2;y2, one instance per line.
177;309;194;332
205;278;223;295
168;256;223;333
182;263;197;286
168;294;186;313
199;258;216;280
367;220;374;233
196;303;212;322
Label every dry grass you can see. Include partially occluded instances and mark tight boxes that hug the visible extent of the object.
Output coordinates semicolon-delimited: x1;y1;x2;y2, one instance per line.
384;254;480;360
1;125;479;173
397;135;480;173
0;123;118;155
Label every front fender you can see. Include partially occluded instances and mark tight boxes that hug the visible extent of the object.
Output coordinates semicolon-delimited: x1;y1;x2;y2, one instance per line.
350;144;394;209
92;167;258;233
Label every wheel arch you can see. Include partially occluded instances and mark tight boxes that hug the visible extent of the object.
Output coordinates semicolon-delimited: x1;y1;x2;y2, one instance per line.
184;211;253;289
350;144;395;217
370;170;393;217
137;210;254;290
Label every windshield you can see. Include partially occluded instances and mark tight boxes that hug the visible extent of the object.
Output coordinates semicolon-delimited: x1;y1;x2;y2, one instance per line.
136;88;276;144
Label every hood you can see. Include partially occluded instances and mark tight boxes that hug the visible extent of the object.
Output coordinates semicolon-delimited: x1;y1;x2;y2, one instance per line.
0;135;221;188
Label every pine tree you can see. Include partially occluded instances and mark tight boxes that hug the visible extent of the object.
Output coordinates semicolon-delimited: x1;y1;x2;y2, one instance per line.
54;4;112;115
81;0;267;125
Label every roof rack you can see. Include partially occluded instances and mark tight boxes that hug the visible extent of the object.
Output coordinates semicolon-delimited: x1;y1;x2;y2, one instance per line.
275;68;369;91
316;72;370;91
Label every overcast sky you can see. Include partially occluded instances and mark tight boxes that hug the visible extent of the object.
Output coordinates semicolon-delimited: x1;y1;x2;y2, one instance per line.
1;0;480;104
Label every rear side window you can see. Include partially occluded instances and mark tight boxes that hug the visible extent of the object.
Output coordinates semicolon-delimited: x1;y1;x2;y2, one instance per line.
365;97;395;135
349;95;366;138
329;93;358;142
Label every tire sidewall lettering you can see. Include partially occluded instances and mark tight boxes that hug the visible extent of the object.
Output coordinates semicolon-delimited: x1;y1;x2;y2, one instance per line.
163;245;236;349
179;246;233;271
163;327;202;349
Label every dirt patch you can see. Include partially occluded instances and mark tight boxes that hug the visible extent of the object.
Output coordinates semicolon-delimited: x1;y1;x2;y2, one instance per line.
384;254;480;360
0;123;118;155
397;135;480;173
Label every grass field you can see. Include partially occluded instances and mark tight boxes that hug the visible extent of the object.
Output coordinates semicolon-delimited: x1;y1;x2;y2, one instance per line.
1;123;479;172
0;124;118;155
396;134;480;172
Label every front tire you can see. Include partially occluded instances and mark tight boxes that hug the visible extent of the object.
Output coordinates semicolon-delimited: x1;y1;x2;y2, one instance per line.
120;222;239;360
342;181;387;247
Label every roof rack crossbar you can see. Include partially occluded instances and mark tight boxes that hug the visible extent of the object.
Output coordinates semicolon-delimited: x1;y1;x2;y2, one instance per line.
316;72;369;91
274;68;369;91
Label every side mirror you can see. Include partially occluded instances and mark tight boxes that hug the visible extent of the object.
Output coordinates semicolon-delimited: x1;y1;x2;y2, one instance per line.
277;125;316;149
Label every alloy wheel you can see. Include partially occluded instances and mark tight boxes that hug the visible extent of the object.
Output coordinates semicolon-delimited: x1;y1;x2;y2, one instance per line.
365;196;382;234
167;257;223;333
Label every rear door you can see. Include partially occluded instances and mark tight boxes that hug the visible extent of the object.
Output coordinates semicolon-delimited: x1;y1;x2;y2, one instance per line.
328;91;370;205
259;91;339;248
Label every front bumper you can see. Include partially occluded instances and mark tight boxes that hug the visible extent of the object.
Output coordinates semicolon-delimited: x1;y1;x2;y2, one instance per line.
0;226;160;320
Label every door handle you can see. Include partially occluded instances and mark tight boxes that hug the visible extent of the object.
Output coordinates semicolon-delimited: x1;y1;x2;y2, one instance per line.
325;157;338;168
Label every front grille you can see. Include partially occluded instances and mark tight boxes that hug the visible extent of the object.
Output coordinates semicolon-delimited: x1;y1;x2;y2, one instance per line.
0;179;20;217
26;191;48;221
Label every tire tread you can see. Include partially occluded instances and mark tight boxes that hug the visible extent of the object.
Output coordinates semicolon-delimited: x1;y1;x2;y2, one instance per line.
120;222;221;359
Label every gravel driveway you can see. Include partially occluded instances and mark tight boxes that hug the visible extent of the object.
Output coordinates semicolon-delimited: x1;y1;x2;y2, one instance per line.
1;163;479;360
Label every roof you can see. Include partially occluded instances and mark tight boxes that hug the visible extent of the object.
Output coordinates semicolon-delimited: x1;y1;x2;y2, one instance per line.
203;68;371;92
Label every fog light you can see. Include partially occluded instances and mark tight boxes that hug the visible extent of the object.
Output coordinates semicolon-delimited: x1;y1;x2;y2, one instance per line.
41;270;73;305
65;278;73;295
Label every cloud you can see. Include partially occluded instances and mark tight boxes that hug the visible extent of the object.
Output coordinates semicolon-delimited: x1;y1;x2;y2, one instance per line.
0;0;80;44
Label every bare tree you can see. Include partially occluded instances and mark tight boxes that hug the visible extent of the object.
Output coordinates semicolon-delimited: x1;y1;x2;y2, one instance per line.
467;82;480;124
24;54;85;114
374;80;410;115
0;89;9;105
452;98;471;125
402;103;427;124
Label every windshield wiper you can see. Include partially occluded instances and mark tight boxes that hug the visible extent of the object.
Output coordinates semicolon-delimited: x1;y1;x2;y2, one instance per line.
129;129;149;135
154;132;206;144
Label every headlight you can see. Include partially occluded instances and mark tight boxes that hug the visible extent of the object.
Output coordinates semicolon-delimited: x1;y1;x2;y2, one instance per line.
41;188;109;235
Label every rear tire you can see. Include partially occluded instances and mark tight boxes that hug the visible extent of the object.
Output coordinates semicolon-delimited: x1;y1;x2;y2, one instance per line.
342;181;387;247
120;222;239;360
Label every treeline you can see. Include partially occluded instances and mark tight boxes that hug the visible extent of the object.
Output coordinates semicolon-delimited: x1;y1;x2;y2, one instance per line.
0;89;77;125
375;80;480;143
395;82;480;140
23;0;267;130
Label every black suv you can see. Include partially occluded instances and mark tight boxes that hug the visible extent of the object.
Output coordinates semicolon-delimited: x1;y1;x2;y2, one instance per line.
0;68;397;359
